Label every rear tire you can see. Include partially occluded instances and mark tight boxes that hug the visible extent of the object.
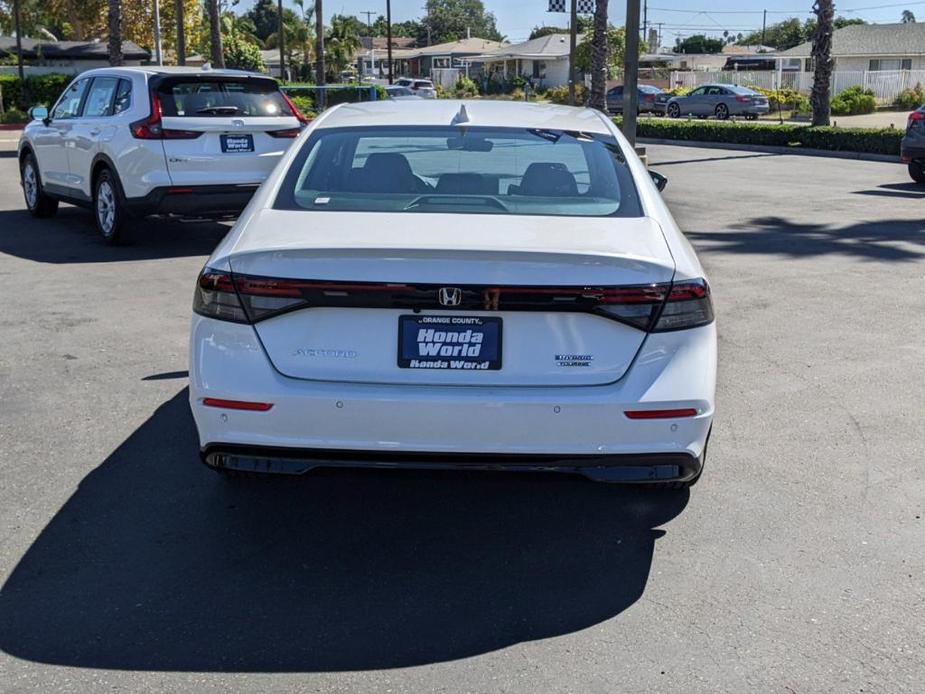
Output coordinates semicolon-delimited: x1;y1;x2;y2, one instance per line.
93;168;129;245
909;161;925;184
667;102;681;118
21;153;59;218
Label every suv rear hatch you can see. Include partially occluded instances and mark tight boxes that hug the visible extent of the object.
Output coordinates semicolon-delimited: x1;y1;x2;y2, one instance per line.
227;210;677;387
153;74;301;186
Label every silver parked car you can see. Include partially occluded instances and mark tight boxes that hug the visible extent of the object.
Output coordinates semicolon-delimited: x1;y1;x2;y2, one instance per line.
666;84;769;120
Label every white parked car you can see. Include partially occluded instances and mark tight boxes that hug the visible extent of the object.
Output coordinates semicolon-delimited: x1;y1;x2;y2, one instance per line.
395;77;437;99
18;66;307;244
190;101;716;487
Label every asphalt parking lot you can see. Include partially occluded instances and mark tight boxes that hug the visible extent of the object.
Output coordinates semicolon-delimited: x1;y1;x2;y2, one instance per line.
1;139;923;693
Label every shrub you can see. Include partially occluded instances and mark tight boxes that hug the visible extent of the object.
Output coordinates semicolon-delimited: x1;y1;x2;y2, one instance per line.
453;76;479;98
895;83;925;110
0;108;27;123
613;117;902;155
747;85;809;112
664;85;690;97
546;83;587;105
830;86;877;116
0;73;72;111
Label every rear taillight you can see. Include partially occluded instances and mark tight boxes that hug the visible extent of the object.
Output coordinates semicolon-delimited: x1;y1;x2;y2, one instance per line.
652;280;714;331
130;93;203;140
735;95;751;103
267;127;302;138
909;111;925;126
281;91;310;125
192;270;249;323
193;269;714;332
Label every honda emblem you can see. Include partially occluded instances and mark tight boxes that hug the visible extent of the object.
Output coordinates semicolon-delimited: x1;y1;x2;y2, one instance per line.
437;287;463;307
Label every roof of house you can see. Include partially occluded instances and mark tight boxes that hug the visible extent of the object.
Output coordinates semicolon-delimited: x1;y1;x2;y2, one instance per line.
0;37;150;60
722;44;775;55
360;36;418;51
471;33;580;61
779;23;925;57
407;37;506;58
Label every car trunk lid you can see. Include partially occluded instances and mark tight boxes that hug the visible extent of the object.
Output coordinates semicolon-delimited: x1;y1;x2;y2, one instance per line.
228;210;676;387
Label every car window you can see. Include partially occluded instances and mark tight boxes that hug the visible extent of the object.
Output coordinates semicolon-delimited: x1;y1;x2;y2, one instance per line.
113;79;133;114
275;125;642;218
608;87;623;96
688;87;706;97
157;78;292;117
51;78;90;119
83;77;119;117
705;87;721;96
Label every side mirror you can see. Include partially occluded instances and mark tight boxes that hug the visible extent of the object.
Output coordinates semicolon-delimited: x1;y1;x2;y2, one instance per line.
29;106;48;121
649;170;668;192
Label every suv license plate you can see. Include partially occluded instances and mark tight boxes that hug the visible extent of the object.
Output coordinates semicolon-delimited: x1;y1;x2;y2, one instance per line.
221;134;254;153
398;315;502;370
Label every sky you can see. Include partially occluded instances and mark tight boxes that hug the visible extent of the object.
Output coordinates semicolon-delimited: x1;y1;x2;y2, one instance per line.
238;0;925;45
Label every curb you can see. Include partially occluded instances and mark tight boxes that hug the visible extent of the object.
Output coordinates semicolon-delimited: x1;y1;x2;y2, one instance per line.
638;137;900;164
0;124;25;131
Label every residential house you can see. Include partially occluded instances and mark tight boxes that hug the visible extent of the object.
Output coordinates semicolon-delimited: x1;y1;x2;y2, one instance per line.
777;22;925;72
471;34;579;89
0;37;150;75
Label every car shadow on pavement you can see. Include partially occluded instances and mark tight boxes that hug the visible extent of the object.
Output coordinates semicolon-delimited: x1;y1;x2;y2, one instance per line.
0;207;230;263
0;389;688;672
852;182;925;200
687;215;925;262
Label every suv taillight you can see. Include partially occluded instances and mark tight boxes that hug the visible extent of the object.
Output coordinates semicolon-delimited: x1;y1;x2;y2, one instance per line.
281;91;310;125
130;93;203;140
909;110;925;127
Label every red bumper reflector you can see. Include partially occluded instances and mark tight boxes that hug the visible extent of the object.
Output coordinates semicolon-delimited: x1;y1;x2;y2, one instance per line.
202;398;274;411
168;187;194;194
624;408;698;419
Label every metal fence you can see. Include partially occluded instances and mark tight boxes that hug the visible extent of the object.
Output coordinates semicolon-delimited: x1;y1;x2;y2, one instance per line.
669;69;925;105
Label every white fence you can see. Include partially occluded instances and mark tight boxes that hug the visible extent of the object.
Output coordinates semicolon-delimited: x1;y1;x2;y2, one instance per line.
670;69;925;105
431;68;461;90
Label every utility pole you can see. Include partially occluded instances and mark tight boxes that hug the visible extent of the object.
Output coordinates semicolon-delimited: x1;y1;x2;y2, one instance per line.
643;0;647;43
154;0;163;65
362;10;374;35
386;0;394;83
278;0;286;80
175;0;187;65
568;0;577;105
761;9;767;46
315;0;325;103
623;0;641;147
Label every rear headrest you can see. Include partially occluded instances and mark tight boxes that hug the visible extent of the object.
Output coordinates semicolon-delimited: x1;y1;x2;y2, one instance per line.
517;162;579;197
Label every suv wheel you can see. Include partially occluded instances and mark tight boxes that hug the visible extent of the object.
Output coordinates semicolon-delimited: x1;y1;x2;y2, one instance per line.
21;153;59;218
909;161;925;184
715;103;729;120
94;169;129;245
667;102;681;118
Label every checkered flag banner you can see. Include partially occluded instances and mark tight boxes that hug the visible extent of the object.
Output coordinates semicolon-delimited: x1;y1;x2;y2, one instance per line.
548;0;596;14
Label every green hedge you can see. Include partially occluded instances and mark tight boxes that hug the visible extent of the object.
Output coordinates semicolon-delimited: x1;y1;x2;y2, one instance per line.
0;73;73;113
614;117;902;156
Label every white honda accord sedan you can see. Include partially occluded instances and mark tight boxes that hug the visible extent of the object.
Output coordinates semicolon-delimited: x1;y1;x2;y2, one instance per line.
189;100;716;487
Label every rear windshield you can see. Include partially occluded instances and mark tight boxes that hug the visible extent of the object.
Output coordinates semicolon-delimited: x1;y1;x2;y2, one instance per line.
728;85;759;95
274;126;642;218
156;78;292;117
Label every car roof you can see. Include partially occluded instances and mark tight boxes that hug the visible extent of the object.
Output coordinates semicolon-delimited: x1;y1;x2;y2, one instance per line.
74;66;270;79
316;100;615;134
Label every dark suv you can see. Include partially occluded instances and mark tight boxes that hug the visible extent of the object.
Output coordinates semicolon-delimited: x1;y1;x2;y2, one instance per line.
901;105;925;184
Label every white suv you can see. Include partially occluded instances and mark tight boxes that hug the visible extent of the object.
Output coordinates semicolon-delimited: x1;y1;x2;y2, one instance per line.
18;66;307;244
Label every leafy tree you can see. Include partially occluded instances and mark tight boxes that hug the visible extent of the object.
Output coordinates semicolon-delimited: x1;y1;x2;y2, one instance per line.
901;9;916;22
422;0;502;44
529;17;592;40
575;25;629;73
371;15;424;40
245;0;279;43
325;13;362;79
736;15;864;50
673;34;724;54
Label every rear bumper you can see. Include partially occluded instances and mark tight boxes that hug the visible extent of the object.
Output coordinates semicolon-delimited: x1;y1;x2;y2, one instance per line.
124;184;261;217
189;316;717;466
201;444;704;483
900;140;925;162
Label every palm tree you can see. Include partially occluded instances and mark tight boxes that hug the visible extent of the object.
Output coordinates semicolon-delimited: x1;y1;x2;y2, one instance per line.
589;0;608;111
207;0;224;67
265;2;314;78
175;0;186;65
810;0;833;126
108;0;122;66
325;14;362;80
